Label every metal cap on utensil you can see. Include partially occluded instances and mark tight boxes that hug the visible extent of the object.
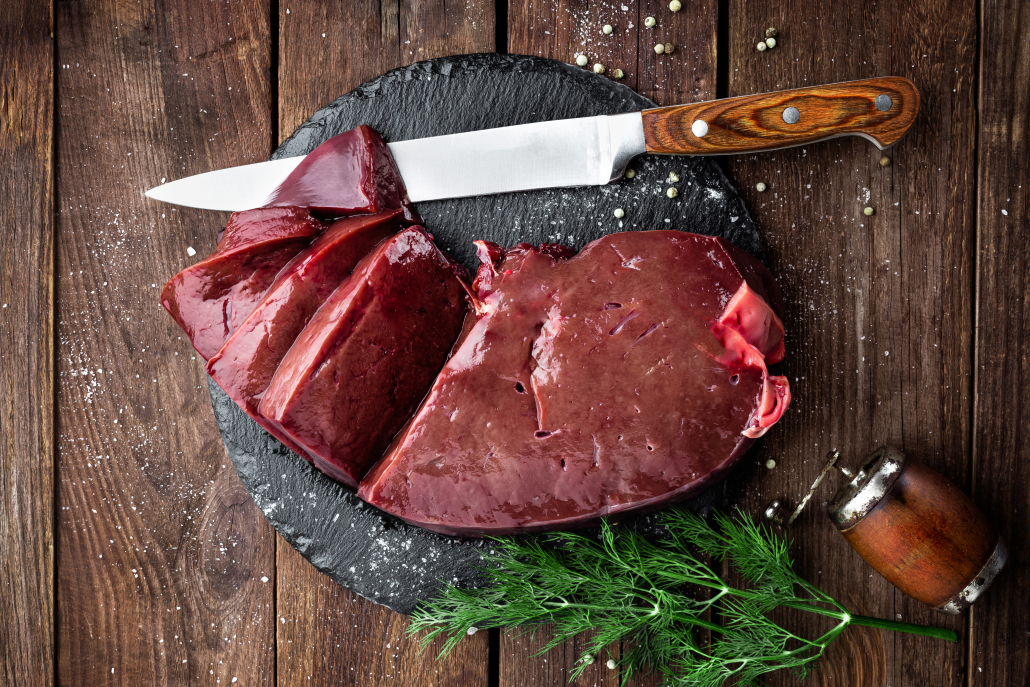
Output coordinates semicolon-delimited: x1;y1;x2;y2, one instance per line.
827;445;905;530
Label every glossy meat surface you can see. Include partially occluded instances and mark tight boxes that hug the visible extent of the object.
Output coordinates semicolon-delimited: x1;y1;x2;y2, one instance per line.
206;210;404;458
161;207;325;360
259;227;470;488
359;231;790;536
264;125;418;223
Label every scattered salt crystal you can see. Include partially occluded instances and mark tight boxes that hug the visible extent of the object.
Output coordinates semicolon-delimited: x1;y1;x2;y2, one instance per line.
261;576;269;583
1002;209;1008;215
186;246;196;256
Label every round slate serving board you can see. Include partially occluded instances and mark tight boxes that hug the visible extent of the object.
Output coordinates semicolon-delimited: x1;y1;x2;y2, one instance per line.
209;53;764;615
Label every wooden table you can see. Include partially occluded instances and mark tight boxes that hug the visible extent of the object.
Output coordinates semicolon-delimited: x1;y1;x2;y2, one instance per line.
1;0;1026;685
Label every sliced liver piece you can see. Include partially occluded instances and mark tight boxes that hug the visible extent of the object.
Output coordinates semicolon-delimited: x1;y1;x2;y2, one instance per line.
264;125;418;223
161;207;325;360
358;231;791;536
258;227;469;488
206;210;405;459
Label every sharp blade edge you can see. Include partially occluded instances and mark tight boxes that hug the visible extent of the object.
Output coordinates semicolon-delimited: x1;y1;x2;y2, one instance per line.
387;117;613;203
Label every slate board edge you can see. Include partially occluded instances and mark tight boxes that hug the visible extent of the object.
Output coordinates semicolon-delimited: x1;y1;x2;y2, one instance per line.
210;53;765;615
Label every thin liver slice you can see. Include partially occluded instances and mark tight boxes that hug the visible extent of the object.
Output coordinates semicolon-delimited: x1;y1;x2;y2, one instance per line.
358;231;791;536
206;210;405;459
258;227;470;488
161;207;325;360
264;124;418;223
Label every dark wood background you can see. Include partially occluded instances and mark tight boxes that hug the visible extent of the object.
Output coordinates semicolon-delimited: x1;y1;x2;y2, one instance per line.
0;0;1026;685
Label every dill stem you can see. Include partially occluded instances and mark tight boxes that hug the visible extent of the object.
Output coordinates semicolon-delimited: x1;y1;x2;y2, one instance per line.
848;615;958;642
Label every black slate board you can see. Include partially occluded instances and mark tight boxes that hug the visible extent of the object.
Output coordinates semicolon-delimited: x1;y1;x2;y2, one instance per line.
210;53;764;615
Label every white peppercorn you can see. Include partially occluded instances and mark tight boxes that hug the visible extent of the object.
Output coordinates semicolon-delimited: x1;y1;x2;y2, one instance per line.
765;459;777;470
593;63;605;74
668;171;680;183
669;0;682;11
765;37;777;49
654;43;665;54
644;16;656;28
667;187;678;198
864;206;875;216
607;659;618;670
756;182;767;192
614;208;625;218
880;156;891;167
757;41;767;51
612;68;625;79
625;168;636;179
602;24;613;35
575;54;588;67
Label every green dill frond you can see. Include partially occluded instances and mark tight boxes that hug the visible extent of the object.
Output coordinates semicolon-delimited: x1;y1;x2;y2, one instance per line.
408;508;957;686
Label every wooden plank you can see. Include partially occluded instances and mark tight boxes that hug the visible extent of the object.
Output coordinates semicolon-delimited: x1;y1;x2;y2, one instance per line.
0;2;54;686
505;1;716;684
54;1;276;684
274;2;494;685
507;0;715;109
970;0;1030;684
725;2;977;686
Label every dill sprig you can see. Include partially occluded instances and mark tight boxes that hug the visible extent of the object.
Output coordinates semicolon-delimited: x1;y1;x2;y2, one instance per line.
408;508;957;686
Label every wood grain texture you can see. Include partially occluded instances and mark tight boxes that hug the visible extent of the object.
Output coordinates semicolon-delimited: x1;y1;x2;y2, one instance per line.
725;1;977;685
55;0;276;684
642;77;919;155
505;1;714;683
970;0;1030;684
278;0;497;139
275;2;494;685
0;2;54;686
507;0;715;109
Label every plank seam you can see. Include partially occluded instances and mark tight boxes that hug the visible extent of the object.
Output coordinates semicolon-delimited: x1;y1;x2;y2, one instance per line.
967;0;984;684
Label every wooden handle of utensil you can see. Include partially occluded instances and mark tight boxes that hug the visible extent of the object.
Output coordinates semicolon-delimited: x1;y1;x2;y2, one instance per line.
641;77;919;155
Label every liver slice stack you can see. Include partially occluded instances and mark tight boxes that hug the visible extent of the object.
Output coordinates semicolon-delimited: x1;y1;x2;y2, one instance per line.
359;231;790;536
206;210;406;458
259;227;469;488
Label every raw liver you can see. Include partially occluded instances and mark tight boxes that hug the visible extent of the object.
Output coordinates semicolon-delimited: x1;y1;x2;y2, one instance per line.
258;227;470;488
161;207;326;360
206;210;405;458
358;231;790;536
264;125;418;223
163;125;419;361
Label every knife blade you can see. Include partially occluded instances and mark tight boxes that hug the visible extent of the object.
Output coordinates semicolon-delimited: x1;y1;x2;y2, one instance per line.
145;77;918;211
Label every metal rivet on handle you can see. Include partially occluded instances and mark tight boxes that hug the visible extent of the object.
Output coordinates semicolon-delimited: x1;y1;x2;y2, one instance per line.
782;106;800;124
875;94;893;111
691;120;709;137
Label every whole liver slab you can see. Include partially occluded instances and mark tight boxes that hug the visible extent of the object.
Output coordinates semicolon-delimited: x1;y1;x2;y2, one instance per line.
359;231;790;536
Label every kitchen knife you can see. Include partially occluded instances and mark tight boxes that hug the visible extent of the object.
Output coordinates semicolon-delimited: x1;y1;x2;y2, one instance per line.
145;76;918;210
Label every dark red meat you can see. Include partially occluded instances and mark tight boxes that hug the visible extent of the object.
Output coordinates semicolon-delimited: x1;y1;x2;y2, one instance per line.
264;125;418;223
258;227;470;488
358;231;790;536
206;210;405;459
161;207;326;360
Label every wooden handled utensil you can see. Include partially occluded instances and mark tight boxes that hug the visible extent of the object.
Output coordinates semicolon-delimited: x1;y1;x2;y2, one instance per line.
146;76;921;210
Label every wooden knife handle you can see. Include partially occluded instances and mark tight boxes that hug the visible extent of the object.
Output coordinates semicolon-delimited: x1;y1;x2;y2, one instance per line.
641;77;919;155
